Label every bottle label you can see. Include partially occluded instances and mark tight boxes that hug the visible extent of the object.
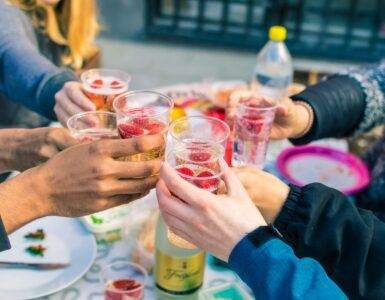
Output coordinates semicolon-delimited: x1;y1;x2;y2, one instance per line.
155;249;205;294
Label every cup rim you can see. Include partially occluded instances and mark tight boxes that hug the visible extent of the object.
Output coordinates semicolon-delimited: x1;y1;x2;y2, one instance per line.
100;260;148;294
80;68;132;85
67;111;117;130
113;90;174;118
169;116;230;145
238;100;278;112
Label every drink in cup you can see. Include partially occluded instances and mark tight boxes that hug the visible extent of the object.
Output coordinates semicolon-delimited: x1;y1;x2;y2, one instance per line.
113;91;173;162
101;261;147;300
170;116;230;153
67;111;118;142
166;146;223;249
81;69;131;111
232;93;276;169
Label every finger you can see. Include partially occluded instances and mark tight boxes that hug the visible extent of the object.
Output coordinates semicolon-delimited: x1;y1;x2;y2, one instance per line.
156;180;193;221
275;104;288;117
166;221;198;247
58;89;87;117
113;175;159;195
160;163;208;207
112;160;162;178
50;128;78;150
219;159;249;198
66;82;96;111
163;212;192;237
93;134;165;157
105;192;149;209
54;103;72;127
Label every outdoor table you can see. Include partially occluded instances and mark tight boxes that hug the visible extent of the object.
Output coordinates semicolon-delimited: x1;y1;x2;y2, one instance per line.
40;193;248;300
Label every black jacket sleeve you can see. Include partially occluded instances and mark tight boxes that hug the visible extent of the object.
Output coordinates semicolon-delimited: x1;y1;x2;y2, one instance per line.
274;184;385;300
290;75;366;145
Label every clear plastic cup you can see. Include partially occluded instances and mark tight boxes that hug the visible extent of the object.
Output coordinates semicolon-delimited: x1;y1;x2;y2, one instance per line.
101;261;147;300
113;90;173;162
170;116;230;151
67;111;118;142
232;94;277;169
166;147;223;249
81;68;131;111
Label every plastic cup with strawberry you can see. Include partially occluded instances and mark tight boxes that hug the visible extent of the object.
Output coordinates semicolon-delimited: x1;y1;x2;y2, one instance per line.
170;116;230;153
113;91;173;162
165;146;223;249
67;111;118;142
233;94;276;169
101;261;147;300
81;69;131;111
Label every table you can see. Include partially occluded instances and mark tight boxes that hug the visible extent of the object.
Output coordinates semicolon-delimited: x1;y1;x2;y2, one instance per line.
42;194;248;300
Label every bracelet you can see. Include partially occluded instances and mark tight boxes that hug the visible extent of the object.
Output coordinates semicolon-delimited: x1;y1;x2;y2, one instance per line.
291;101;314;139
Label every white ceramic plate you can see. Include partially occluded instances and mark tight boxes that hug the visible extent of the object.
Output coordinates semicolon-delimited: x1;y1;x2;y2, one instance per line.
0;216;96;299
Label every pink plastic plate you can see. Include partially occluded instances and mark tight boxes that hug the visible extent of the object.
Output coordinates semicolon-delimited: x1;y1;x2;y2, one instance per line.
277;145;370;195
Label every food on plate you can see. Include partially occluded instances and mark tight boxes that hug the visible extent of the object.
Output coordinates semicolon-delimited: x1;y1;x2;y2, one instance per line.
26;244;46;257
24;229;45;240
209;81;248;108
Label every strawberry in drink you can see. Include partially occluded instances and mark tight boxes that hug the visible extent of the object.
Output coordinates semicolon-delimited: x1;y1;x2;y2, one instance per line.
232;96;276;169
166;146;222;248
113;91;173;162
81;69;130;111
105;279;144;300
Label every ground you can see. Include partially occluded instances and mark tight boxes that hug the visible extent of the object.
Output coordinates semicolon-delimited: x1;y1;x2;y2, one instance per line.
97;0;357;89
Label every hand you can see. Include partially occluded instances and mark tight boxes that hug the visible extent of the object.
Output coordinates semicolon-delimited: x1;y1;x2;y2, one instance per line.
0;127;77;172
227;91;312;140
0;135;165;233
233;167;290;223
156;161;266;262
54;81;96;126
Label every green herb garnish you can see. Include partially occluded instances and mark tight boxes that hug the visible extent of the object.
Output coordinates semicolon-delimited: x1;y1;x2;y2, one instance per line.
25;244;46;257
24;229;45;240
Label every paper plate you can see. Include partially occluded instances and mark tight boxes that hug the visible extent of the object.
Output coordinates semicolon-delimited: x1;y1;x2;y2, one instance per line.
0;217;96;299
277;145;370;195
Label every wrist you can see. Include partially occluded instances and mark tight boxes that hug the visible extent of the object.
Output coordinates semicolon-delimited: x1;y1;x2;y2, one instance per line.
258;177;290;224
291;101;314;138
0;168;51;234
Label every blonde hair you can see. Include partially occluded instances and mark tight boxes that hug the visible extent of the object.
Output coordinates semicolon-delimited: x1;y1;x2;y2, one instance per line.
9;0;99;70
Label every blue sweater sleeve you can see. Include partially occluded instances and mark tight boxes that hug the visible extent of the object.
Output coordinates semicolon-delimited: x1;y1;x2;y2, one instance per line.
0;0;77;120
228;237;347;300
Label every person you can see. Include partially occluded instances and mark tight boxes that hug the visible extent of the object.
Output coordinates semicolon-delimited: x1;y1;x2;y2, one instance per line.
227;62;385;299
0;0;98;126
0;133;164;252
156;162;347;299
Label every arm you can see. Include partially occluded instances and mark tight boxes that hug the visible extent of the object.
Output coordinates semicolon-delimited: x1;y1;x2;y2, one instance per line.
0;1;79;120
0;127;76;173
229;233;347;299
291;62;385;144
0;135;165;252
157;163;345;298
274;183;385;299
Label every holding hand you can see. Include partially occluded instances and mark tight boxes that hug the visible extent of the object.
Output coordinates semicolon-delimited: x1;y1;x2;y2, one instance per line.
227;91;313;140
156;161;266;262
0;135;165;233
54;81;96;126
0;127;77;172
233;167;290;223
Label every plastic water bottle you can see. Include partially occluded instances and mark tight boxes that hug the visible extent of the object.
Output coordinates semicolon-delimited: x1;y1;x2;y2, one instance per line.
252;26;293;101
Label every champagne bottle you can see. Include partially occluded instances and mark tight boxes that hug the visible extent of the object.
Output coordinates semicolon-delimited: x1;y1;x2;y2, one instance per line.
155;215;205;296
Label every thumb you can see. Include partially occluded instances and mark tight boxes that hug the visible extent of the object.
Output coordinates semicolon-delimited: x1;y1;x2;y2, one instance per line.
219;159;249;199
275;103;289;118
